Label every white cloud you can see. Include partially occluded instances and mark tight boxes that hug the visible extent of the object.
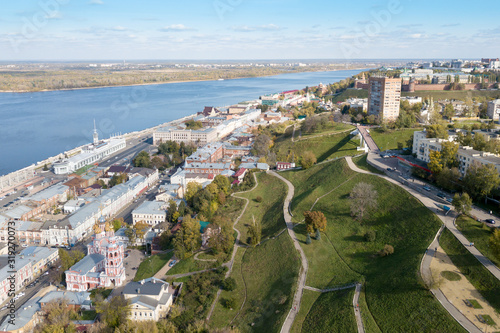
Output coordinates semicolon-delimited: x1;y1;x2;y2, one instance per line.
159;24;195;32
230;24;283;32
410;33;422;38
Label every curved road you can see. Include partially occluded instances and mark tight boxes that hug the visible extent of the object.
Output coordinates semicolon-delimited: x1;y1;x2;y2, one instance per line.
268;171;309;333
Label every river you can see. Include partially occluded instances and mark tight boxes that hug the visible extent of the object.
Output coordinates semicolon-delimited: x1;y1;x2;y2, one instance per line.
0;69;362;175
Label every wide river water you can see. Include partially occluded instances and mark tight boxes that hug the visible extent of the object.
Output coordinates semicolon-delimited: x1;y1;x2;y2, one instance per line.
0;69;362;175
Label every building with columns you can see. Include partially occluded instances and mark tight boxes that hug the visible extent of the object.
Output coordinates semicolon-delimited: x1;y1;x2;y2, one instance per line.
65;217;125;291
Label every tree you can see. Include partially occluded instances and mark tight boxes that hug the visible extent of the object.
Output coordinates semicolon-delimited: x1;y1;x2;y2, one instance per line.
208;216;235;254
435;167;461;192
315;228;321;240
301;151;317;169
185;182;202;204
380;244;394;257
95;295;130;329
151;156;165;170
426;124;449;139
349;183;378;222
43;164;49;171
303;211;327;234
166;200;178;222
251;134;272;156
173;216;201;258
133;150;151;168
34;299;77;333
490;229;500;263
112;218;124;232
247;217;262;246
452;192;472;215
109;173;128;187
134;221;150;240
440;141;458;168
428;150;444;175
124;225;136;245
364;230;376;242
463;162;500;199
306;234;312;244
443;104;455;119
223;277;237;291
213;175;230;194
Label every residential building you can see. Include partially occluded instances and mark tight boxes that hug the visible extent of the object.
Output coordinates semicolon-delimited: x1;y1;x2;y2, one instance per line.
487;99;500;121
65;217;126;291
368;76;401;121
122;277;174;321
0;256;33;305
19;246;59;277
39;291;92;311
276;162;296;171
132;201;166;226
0;296;42;333
153;127;218;146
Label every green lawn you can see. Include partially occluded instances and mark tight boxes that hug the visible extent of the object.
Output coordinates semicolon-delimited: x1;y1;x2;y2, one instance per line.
352;154;384;174
273;131;360;164
165;254;220;276
329;88;369;103
370;127;419;151
79;310;97;321
282;159;466;332
300;122;354;137
358;286;382;333
455;215;500;266
403;90;500;101
134;252;173;281
290;290;321;333
211;233;300;333
235;172;288;245
301;289;357;333
440;228;500;312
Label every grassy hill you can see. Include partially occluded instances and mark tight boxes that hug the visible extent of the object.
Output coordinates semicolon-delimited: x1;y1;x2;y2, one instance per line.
282;159;466;332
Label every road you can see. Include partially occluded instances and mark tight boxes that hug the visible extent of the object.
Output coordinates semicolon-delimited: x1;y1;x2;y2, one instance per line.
269;171;308;333
353;283;365;333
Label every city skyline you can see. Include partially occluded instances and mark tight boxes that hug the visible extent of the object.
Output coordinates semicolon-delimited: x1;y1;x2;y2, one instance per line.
1;0;500;60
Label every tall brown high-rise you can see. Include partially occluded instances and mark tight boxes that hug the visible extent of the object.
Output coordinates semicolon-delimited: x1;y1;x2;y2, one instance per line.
368;76;401;121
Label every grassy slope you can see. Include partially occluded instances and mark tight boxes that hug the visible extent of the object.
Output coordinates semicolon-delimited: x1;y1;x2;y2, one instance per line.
273;131;360;163
440;228;500;312
283;160;465;332
133;252;173;281
301;289;357;333
290;290;321;333
402;90;500;100
455;215;499;266
352;154;384;174
300;122;354;137
330;89;369;103
210;172;300;332
370;127;419;151
236;172;287;245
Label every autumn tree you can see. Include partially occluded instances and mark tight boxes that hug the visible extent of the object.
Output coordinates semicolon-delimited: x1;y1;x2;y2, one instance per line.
303;211;327;234
133;221;150;240
301;151;317;169
95;295;130;329
440;141;458;168
452;192;472;215
426;124;449;139
463;162;500;199
213;175;231;194
112;218;124;232
435;167;461;192
185;181;202;204
349;182;378;222
428;150;444;175
208;216;235;254
173;216;201;258
34;300;77;333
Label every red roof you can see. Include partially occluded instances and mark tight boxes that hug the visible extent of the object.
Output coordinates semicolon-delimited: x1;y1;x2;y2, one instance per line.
233;168;247;177
232;179;240;185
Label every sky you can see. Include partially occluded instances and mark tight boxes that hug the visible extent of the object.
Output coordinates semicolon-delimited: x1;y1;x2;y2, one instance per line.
0;0;499;60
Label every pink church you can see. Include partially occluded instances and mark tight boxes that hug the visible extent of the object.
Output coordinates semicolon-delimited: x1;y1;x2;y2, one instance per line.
65;216;126;291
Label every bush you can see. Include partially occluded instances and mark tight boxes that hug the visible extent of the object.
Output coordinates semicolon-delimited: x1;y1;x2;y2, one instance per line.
306;234;312;244
222;297;237;309
255;196;263;203
223;277;237;291
380;244;394;257
364;230;376;242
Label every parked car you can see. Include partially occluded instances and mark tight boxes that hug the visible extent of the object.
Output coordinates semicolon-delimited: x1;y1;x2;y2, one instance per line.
169;260;177;267
446;197;453;203
485;219;496;224
423;186;431;192
437;192;446;199
386;167;392;171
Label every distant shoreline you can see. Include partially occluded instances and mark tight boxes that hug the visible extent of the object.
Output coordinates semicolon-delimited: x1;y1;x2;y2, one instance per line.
0;68;367;94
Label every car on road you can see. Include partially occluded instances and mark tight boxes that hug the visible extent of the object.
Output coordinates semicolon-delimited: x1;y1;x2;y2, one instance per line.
485;219;496;224
446;197;453;203
169;260;177;267
437;192;446;199
386;167;392;171
423;186;431;192
132;267;137;270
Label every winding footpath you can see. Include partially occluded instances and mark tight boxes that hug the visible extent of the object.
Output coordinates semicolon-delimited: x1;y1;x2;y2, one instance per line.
268;171;309;333
352;283;365;333
205;173;258;322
